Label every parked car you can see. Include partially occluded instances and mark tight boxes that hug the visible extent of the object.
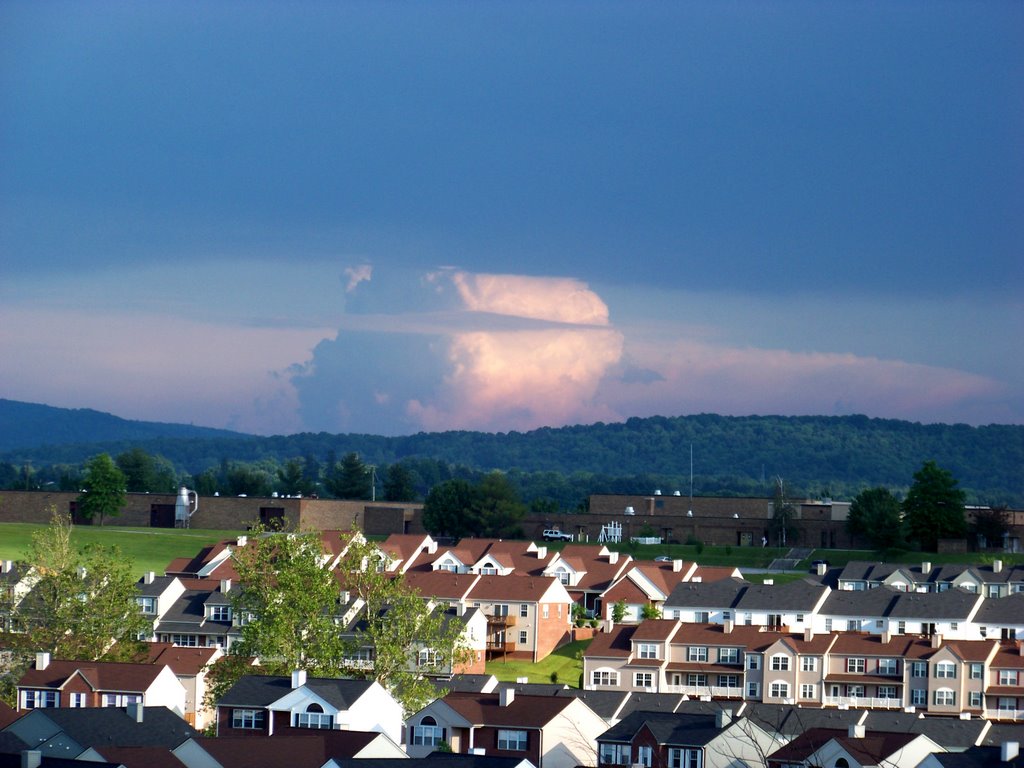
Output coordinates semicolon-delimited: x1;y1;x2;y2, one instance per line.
543;529;574;542
654;556;674;562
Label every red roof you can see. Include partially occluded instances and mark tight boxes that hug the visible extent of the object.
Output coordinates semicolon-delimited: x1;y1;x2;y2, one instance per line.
143;643;220;676
19;659;166;693
440;691;574;728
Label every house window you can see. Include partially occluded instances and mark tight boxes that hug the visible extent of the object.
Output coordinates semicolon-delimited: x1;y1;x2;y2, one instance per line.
897;621;906;634
846;658;865;674
102;693;140;707
168;634;198;647
768;613;783;630
877;658;898;676
769;682;789;699
911;661;927;678
519;630;528;644
231;709;265;729
520;603;529;617
999;670;1019;686
634;672;653;688
21;690;58;709
719;648;739;665
636;746;653;767
824;618;833;632
556;571;570;585
493;604;510;617
137;596;156;614
717;674;739;689
970;663;984;680
744;613;752;626
480;566;498;575
847;620;859;632
591;670;619;687
542;604;550;619
999;697;1018;711
412;716;443;746
746;681;760;698
845;684;865;698
600;744;631;765
802;657;817;672
688;646;708;662
296;702;334;729
668;748;702;768
951;622;959;631
911;688;926;706
747;655;761;670
497;729;528;751
638;643;658;659
935;662;957;679
695;611;710;623
69;693;86;708
969;691;982;708
417;648;441;667
934;689;956;707
208;605;231;621
800;684;815;699
687;674;707;687
878;686;898;700
770;654;790;671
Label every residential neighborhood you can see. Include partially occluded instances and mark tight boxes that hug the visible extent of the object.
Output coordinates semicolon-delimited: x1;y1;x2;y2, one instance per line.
2;520;1024;768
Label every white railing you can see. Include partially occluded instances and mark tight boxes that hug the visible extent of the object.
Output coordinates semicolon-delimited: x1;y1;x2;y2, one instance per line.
984;708;1024;721
663;684;743;698
824;696;902;709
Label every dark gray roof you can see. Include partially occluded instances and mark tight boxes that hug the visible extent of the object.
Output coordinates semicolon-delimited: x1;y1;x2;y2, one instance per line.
861;710;989;750
980;722;1024;747
741;703;862;737
664;578;748;610
430;675;497;694
973;592;1024;624
495;683;569;697
156;589;232;634
926;745;1024;768
135;575;178;597
554;689;628;720
614;693;685;718
218;674;374;709
733;579;828;612
887;587;982;620
819;585;902;617
0;754;122;768
6;707;198;750
597;710;726;747
352;756;534;768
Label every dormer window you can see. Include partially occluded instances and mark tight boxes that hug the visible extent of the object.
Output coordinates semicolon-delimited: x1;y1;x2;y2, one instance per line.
208;605;231;622
136;597;156;614
637;643;658;659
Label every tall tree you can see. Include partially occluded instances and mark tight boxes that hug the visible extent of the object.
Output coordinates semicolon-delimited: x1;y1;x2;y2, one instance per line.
77;453;127;526
324;452;372;499
903;460;967;552
382;462;417;502
473;471;526;538
423;479;478;538
0;509;148;661
847;487;904;551
116;447;176;493
276;458;314;497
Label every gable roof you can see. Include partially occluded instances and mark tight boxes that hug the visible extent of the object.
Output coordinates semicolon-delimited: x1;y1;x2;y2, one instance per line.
8;706;200;750
733;579;830;612
598;710;728;747
974;592;1024;624
665;577;748;609
218;675;375;710
820;585;903;617
196;730;392;767
887;587;983;620
141;643;221;677
438;691;576;729
18;659;166;693
766;727;918;765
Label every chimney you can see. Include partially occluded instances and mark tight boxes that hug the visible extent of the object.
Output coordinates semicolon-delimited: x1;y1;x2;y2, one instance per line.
880;631;891;644
672;560;683;573
237;535;248;547
692;576;702;583
993;560;1003;574
2;560;12;573
608;552;619;565
605;618;615;633
144;571;156;584
723;619;734;634
20;750;41;768
126;701;144;723
804;628;814;642
536;546;547;560
816;562;828;577
35;652;50;671
763;579;774;586
220;579;232;594
922;561;932;575
931;633;943;649
848;724;865;739
291;669;307;689
1002;742;1020;762
499;687;515;707
716;709;732;729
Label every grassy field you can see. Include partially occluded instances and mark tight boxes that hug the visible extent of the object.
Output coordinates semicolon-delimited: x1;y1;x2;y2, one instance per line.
0;522;243;577
486;638;590;688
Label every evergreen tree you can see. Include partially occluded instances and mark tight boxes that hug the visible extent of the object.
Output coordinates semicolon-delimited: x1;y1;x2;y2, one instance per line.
324;452;372;499
382;462;417;502
903;460;967;551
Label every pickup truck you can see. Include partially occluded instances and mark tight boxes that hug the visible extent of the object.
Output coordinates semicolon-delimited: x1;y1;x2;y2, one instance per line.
542;529;574;542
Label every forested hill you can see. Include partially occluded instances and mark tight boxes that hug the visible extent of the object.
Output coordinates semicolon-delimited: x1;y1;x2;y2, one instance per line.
0;399;249;452
1;400;1021;505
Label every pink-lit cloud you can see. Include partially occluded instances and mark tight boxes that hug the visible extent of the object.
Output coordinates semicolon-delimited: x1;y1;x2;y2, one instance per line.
343;264;373;293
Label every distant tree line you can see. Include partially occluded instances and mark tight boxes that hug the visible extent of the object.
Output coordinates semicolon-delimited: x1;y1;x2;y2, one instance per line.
2;414;1022;507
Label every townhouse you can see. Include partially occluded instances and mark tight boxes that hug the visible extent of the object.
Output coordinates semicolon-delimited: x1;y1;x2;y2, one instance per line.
836;559;1024;596
542;545;634;617
16;652;186;714
407;688;607;768
600;560;698;622
141;642;223;729
765;725;943;768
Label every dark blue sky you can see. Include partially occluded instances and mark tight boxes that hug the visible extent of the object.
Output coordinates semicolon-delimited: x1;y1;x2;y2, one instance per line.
2;1;1021;435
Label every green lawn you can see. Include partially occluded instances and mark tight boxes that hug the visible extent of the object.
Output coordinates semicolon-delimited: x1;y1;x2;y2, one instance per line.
0;522;243;577
486;638;591;687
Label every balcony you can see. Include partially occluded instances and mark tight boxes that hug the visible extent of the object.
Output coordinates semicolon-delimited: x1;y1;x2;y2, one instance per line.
824;696;903;709
486;638;516;657
984;708;1024;721
486;613;517;628
664;684;743;698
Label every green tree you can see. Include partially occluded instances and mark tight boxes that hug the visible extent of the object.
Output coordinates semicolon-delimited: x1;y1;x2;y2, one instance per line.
382;462;417;502
473;472;526;539
1;509;148;662
847;487;904;551
903;460;967;551
324;452;372;499
611;599;627;623
115;447;176;493
276;458;314;497
640;603;662;620
423;479;478;538
225;462;272;497
77;453;127;526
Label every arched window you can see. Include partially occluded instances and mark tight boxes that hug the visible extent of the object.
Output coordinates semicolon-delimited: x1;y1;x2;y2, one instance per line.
835;759;850;768
296;701;333;729
413;716;444;746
